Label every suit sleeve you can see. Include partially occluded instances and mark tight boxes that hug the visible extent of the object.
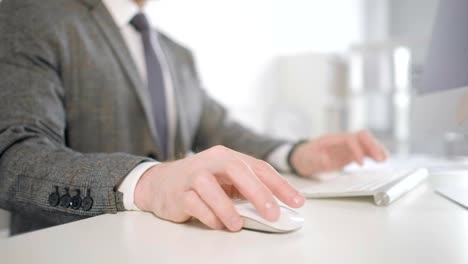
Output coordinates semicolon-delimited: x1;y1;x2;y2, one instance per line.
192;91;287;160
187;57;288;160
0;8;149;225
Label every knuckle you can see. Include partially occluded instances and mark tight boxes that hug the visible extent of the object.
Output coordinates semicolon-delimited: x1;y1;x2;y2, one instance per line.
183;191;196;208
253;160;273;174
209;145;230;156
357;130;370;138
271;175;290;191
277;175;290;187
250;181;269;196
191;171;211;189
225;159;245;173
348;140;358;150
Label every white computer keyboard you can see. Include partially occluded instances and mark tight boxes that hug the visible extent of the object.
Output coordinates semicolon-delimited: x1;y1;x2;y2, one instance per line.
303;170;408;194
299;168;429;206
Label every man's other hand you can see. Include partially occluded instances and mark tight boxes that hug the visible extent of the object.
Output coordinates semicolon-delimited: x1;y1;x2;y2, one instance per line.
290;131;389;177
134;146;305;231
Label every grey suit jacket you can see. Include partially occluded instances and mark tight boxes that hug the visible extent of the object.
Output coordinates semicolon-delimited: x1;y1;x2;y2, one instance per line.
0;0;285;235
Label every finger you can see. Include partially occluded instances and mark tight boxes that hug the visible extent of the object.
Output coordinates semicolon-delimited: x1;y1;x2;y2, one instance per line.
190;171;244;231
233;152;305;208
321;148;351;172
216;157;281;222
346;136;365;165
316;134;363;165
202;146;281;222
328;146;354;170
320;152;333;171
183;190;224;230
357;131;387;161
222;184;246;200
378;142;390;159
318;133;348;145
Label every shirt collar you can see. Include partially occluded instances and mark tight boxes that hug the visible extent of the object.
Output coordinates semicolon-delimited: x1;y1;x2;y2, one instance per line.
102;0;142;28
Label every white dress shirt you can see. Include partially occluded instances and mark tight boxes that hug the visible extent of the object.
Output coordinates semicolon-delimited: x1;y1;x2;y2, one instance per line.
102;0;292;211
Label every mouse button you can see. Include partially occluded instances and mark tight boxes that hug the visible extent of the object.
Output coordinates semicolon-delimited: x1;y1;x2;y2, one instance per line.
235;202;304;231
242;218;280;233
274;207;305;231
235;202;265;221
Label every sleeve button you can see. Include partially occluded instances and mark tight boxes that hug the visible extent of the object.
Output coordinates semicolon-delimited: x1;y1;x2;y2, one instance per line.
71;189;82;210
48;186;60;207
81;189;94;211
60;188;71;208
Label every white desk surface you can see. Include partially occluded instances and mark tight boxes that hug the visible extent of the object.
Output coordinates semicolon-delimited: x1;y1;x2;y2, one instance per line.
2;175;468;264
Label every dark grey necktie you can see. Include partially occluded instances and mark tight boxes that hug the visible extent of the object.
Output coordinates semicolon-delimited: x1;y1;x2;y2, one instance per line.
130;13;168;159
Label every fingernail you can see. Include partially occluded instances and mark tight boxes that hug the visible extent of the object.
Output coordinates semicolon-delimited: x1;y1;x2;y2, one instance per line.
265;202;280;221
380;153;386;161
293;195;303;205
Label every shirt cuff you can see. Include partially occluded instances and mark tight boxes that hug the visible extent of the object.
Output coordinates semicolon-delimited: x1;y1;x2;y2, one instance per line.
118;161;159;211
266;143;294;173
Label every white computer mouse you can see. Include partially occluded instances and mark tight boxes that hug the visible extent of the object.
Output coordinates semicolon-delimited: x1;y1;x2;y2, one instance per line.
234;201;304;233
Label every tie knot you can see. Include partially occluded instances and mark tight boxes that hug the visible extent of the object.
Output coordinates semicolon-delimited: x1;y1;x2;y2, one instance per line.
130;13;150;32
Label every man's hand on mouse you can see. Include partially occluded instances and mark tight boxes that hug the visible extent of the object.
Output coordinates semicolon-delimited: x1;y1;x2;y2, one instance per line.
289;131;389;177
134;145;305;232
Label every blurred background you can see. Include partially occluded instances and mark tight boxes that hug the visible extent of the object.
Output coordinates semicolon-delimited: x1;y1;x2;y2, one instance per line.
0;0;441;237
145;0;439;153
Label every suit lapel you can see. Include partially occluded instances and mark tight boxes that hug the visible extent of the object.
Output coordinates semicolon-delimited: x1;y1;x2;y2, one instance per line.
158;36;190;158
86;1;164;159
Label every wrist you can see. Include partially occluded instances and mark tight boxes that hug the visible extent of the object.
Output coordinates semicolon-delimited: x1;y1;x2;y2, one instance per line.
134;163;166;212
287;140;308;176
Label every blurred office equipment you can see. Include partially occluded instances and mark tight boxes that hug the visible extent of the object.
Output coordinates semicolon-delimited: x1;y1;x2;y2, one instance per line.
266;0;440;149
341;0;439;155
270;41;422;153
147;0;364;136
436;185;468;209
411;0;468;208
346;42;422;155
267;53;347;140
413;0;468;157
